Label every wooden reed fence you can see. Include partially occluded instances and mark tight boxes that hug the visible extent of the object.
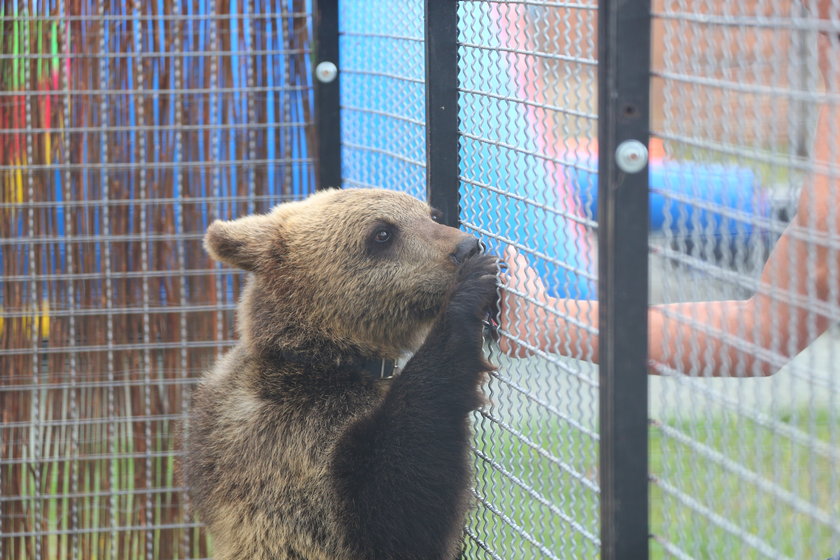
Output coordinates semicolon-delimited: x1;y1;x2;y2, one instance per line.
1;1;315;558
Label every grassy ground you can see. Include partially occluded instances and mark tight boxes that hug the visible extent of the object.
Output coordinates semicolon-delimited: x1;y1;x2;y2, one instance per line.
648;407;838;560
464;405;839;560
5;393;836;559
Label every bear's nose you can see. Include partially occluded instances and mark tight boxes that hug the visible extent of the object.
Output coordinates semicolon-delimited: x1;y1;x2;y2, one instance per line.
452;237;482;265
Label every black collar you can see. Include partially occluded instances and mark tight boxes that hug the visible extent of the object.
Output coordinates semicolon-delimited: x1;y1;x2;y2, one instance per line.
361;358;399;380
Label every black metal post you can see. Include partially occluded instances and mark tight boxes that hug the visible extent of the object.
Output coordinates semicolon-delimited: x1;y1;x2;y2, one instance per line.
424;0;460;227
314;0;341;189
597;0;651;558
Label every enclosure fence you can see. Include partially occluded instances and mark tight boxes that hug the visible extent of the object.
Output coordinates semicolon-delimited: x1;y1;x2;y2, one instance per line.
2;1;839;559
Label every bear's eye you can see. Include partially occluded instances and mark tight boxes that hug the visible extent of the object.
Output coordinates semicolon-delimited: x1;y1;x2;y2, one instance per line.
431;209;443;223
366;222;397;256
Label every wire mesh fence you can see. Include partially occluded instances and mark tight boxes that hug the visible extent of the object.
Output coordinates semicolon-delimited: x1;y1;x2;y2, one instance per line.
0;1;314;558
339;0;426;199
648;0;840;557
456;1;601;558
1;0;838;559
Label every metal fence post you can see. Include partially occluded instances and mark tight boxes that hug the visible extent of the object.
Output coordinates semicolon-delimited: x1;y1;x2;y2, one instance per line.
597;0;651;558
315;0;342;189
424;0;459;226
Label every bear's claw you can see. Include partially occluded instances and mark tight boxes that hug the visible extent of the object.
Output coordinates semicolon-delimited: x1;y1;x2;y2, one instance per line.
447;253;500;330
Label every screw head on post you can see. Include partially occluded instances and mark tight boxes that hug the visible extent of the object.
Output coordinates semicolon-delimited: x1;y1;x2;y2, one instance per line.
615;140;648;174
315;61;338;83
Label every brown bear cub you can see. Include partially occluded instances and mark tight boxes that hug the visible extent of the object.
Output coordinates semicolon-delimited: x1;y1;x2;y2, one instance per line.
184;188;498;560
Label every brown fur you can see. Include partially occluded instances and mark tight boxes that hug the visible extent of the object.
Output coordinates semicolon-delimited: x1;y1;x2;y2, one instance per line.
184;188;497;559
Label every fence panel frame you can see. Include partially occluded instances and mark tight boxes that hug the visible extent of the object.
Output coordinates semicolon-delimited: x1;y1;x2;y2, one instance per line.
597;0;652;557
424;0;460;227
315;0;342;189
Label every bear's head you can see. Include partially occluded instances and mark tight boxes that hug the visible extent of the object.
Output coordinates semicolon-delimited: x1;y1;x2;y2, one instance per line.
204;188;483;360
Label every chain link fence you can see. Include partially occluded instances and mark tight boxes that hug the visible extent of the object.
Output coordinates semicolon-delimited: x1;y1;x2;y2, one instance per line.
456;2;601;557
339;0;426;199
648;1;839;557
2;0;838;559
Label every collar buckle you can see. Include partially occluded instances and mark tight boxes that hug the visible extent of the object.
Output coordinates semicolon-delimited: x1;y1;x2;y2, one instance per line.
378;358;398;379
362;357;398;380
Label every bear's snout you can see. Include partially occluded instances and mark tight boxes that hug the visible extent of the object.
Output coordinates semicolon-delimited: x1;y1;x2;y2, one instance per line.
451;237;483;265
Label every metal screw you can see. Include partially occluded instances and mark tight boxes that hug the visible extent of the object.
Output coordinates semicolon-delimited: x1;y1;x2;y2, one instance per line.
615;140;648;174
315;61;338;83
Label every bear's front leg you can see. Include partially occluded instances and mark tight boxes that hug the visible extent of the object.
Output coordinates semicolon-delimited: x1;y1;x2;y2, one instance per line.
330;254;498;560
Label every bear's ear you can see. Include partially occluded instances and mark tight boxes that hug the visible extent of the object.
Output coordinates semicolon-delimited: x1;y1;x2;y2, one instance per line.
204;214;274;272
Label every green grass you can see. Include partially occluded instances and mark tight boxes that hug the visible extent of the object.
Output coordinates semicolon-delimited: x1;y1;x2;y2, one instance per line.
464;407;839;559
649;408;838;560
6;406;836;559
465;411;601;559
